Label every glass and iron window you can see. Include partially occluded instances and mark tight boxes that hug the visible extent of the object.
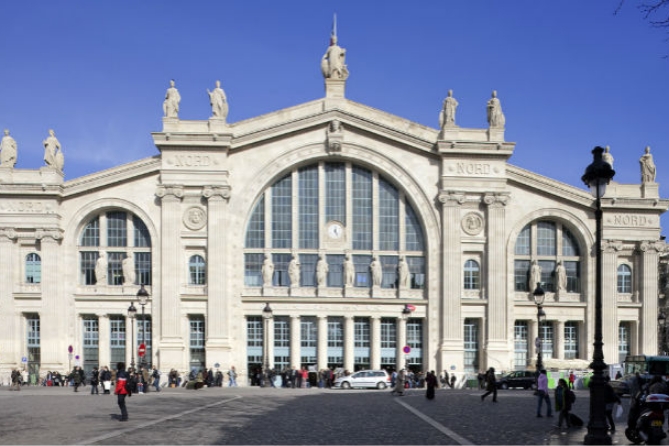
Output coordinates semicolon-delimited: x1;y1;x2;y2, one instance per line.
79;211;152;286
274;317;290;370
619;322;630;363
406;319;423;369
298;166;319;249
300;317;317;365
25;253;41;284
189;255;206;285
110;316;126;365
617;264;632;294
514;321;528;370
189;316;205;370
463;319;479;372
26;314;40;385
464;260;480;290
513;221;582;293
83;317;99;375
327;317;344;366
539;321;554;359
380;318;397;368
564;321;579;359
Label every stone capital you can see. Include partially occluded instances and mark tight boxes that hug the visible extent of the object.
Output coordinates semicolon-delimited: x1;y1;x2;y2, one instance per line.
483;193;510;207
638;240;664;254
0;227;18;241
438;191;466;207
603;240;624;253
35;228;63;242
202;185;231;200
155;185;184;199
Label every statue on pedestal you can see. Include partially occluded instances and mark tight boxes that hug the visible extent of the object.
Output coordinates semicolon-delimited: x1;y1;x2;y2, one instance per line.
555;261;567;296
321;16;349;80
344;253;354;287
207;80;228;120
316;255;329;286
0;129;17;168
288;255;300;286
262;254;274;287
122;256;136;285
163;79;181;118
640;146;656;183
529;260;541;292
602;145;614;167
439;90;459;128
95;252;108;285
371;256;382;287
398;256;409;288
487;90;505;128
43;129;64;171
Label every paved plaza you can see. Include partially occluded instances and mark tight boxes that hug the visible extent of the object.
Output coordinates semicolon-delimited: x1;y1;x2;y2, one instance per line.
0;385;632;445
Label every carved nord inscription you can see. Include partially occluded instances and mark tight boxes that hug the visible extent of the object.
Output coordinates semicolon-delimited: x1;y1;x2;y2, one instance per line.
171;154;211;167
0;201;51;213
608;214;655;227
449;162;500;176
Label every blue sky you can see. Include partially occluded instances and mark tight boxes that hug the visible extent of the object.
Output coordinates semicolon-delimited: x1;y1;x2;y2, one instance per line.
1;1;668;229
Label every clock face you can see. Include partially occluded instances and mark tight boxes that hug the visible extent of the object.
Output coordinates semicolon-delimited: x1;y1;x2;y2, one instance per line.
327;222;343;239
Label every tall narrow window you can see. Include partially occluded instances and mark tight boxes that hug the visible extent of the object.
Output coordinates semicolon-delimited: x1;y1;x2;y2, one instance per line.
25;253;41;284
83;317;99;375
406;319;423;370
245;196;265;248
354;317;370;369
299;166;319;249
405;204;424;251
107;211;127;247
26;314;40;385
619;322;630;363
378;179;399;251
271;175;292;249
274;317;290;371
463;319;479;372
189;316;205;370
327;317;344;367
537;221;556;256
110;316;126;365
564;322;579;359
464;260;480;290
326;254;344;287
189;255;206;285
352;167;372;250
325;163;346;223
380;256;398;288
272;253;291;287
380;318;397;368
514;321;528;370
539;321;554;359
617;264;632;294
300;317;318;366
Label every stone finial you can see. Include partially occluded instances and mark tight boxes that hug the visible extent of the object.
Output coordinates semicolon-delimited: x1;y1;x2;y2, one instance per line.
0;129;17;168
163;79;181;118
487;90;505;129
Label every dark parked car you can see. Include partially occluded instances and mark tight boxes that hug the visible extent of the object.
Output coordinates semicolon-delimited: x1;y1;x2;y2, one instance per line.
496;370;537;390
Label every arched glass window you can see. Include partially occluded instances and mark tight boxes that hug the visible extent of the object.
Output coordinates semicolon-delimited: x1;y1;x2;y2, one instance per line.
463;260;480;290
244;162;426;290
513;220;581;293
25;253;41;284
79;211;152;286
189;255;206;285
617;264;632;294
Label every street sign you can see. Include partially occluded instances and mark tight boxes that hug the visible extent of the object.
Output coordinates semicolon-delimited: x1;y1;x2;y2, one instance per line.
403;345;411;354
68;345;73;353
21;356;27;363
214;362;220;369
406;304;416;312
138;343;146;357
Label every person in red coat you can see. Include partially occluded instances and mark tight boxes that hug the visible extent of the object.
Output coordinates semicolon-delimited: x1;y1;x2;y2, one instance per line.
114;362;131;421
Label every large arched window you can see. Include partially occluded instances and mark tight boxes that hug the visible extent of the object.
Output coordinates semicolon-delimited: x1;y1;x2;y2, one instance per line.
617;264;632;294
244;162;426;289
25;253;41;284
79;211;152;286
513;220;582;293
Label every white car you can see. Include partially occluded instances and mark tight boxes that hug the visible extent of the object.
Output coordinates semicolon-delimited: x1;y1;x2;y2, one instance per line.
334;370;391;389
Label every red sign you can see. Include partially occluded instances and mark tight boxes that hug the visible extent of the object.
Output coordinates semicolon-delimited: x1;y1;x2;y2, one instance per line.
406;304;416;312
138;343;146;357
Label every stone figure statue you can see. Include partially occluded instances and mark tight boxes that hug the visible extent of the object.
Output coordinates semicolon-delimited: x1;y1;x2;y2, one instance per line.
0;129;17;168
163;79;181;118
207;80;228;120
398;256;409;288
529;260;541;292
343;253;354;287
602;145;614;167
122;256;136;286
486;90;505;128
316;255;329;286
439;90;458;128
288;255;300;286
555;261;567;296
370;256;382;287
43;129;64;171
640;146;656;183
95;252;108;285
262;254;274;286
321;35;349;80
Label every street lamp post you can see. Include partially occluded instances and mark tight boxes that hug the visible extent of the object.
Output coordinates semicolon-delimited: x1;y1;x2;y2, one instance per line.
401;305;412;370
582;146;615;445
533;283;546;376
658;312;667;355
262;303;273;387
136;284;149;369
127;301;137;372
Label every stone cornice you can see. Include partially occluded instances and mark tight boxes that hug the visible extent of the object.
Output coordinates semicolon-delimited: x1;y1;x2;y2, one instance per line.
63;157;160;198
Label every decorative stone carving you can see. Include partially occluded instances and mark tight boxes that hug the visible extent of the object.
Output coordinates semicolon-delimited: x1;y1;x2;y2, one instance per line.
486;90;505;129
288;255;300;286
398;255;409;288
95;252;108;285
0;129;17;168
370;255;382;286
202;185;231;200
122;256;136;285
326;119;343;154
638;240;664;253
163;79;181;118
439;90;458;129
34;229;63;241
262;254;274;287
483;193;510;207
343;253;354;287
461;212;484;235
603;240;624;252
529;260;541;292
438;191;466;206
0;227;18;240
43;129;64;171
183;206;207;231
321;21;349;80
555;261;567;298
316;254;329;286
155;185;184;199
207;80;228;121
640;146;656;183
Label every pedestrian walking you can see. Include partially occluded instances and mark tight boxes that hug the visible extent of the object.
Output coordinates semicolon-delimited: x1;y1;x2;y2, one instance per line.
90;367;100;395
604;378;621;433
10;368;21;391
480;367;497;402
70;366;85;392
536;369;552;417
101;366;112;394
568;371;575;389
554;378;574;429
114;362;131;422
228;366;238;387
151;366;161;392
391;369;407;396
425;371;438;400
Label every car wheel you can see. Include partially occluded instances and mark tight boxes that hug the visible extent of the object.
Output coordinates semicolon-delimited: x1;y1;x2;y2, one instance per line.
501;383;508;390
341;382;351;389
377;382;387;390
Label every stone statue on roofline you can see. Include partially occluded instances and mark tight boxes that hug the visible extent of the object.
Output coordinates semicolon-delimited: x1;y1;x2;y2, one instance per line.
640;146;656;183
487;90;505;129
207;80;228;121
0;129;17;168
321;15;349;80
439;90;459;128
163;79;181;118
43;129;64;171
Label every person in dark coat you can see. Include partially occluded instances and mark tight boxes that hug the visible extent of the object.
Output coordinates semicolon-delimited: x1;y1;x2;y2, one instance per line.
555;378;573;429
604;378;622;433
90;367;100;395
71;366;85;392
114;362;131;422
425;371;438;400
480;367;497;402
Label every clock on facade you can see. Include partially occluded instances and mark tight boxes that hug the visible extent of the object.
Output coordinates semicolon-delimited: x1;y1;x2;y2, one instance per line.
327;221;344;239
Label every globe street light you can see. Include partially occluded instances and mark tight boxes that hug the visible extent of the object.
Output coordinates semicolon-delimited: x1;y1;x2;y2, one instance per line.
127;301;137;372
136;284;149;369
401;305;412;370
262;303;273;387
582;146;615;445
533;283;546;376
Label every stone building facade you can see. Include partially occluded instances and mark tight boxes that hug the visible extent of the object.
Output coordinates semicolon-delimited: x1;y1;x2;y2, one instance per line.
0;36;667;385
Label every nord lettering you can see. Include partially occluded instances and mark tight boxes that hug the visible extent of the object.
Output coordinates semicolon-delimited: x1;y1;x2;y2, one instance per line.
456;163;491;175
613;215;651;226
174;154;211;167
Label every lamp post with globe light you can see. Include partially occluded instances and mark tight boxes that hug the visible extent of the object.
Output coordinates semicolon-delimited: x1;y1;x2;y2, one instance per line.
533;283;546;376
581;146;615;445
136;284;149;369
262;303;273;387
127;301;137;372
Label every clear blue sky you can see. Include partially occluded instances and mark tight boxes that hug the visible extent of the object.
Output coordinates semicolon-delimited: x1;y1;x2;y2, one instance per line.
1;1;668;230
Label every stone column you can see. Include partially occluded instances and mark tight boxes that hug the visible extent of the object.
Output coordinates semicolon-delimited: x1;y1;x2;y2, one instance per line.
397;317;407;370
602;240;622;362
483;193;510;369
0;229;18;378
290;316;301;369
97;314;110;368
555;320;565;360
638;241;662;356
36;230;65;371
344;316;354;372
203;186;232;368
317;316;328;370
371;316;381;370
437;192;464;370
265;316;275;371
155;186;184;371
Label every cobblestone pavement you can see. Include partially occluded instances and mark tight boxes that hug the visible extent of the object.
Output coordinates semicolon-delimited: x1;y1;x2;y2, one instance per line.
0;385;634;445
